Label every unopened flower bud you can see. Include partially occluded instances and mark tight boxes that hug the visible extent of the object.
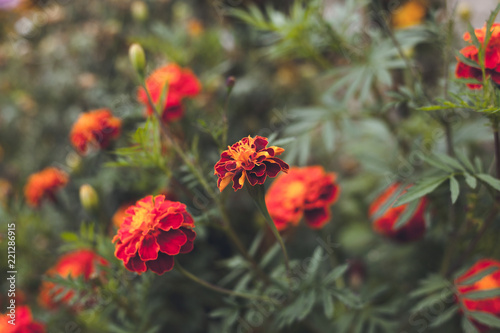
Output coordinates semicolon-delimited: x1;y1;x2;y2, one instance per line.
457;3;471;22
129;43;146;78
66;152;82;173
131;1;149;22
226;76;236;88
79;184;99;212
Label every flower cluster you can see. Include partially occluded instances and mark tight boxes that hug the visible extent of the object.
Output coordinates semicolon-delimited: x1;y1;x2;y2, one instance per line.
39;249;108;309
24;167;68;207
369;183;428;242
112;195;196;275
214;136;289;192
265;166;341;231
70;108;122;154
137;64;201;122
456;23;500;89
455;259;500;332
0;305;45;333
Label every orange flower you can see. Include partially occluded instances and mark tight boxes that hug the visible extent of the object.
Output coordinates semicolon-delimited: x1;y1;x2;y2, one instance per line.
455;259;500;332
369;183;427;242
214;136;289;192
187;19;203;37
266;166;340;231
112;195;196;275
24;167;68;207
70;109;121;154
0;305;45;333
391;0;428;29
456;23;500;89
39;249;108;309
137;64;201;122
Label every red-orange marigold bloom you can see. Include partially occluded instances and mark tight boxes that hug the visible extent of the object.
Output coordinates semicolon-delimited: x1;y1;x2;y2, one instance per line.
137;64;201;122
112;195;196;275
70;108;121;154
0;305;45;333
456;23;500;89
39;249;108;309
369;183;428;242
265;166;340;231
214;136;289;192
24;167;68;207
455;259;500;332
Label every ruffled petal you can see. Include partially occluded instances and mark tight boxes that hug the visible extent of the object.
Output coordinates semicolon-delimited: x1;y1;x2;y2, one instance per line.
157;229;187;255
146;253;174;275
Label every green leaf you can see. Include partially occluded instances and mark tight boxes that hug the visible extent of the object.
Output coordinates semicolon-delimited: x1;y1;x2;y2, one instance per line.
322;292;335;319
456;50;481;70
393;199;420;230
468;311;500;328
410;275;450;298
434;154;465;171
395;176;448;206
457;266;500;286
476;174;500;191
323;264;349;285
450;176;460;204
429;304;459;328
463;288;500;300
411;289;452;313
464;173;477;189
462;316;480;333
371;185;406;220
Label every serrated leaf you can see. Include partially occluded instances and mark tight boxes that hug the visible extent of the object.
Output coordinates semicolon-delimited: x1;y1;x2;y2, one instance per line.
456;50;481;70
476;174;500;191
450;176;460;204
410;275;450;298
60;232;79;242
468;311;500;328
411;289;453;313
395;176;448;206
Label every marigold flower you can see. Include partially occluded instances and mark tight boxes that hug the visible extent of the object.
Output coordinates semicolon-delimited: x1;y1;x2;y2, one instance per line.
24;167;68;207
137;64;201;122
112;195;196;275
39;249;108;309
369;183;427;242
391;0;428;30
214;136;289;192
70;109;121;154
265;166;340;231
0;305;45;333
112;203;130;229
456;23;500;89
455;259;500;332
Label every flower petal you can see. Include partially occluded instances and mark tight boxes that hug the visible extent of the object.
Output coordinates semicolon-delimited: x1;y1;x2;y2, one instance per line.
158;213;184;231
124;255;147;274
146;253;174;275
139;234;160;261
157;229;188;255
179;228;196;253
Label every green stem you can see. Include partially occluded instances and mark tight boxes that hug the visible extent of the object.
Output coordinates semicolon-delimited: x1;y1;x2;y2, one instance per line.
247;184;291;281
175;261;274;302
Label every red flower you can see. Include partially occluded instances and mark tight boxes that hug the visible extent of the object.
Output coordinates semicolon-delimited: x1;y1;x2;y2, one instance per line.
368;183;427;242
214;136;289;192
39;249;108;309
70;109;121;154
456;23;500;89
112;195;196;275
24;167;68;207
455;259;500;332
0;305;45;333
137;64;201;122
265;166;341;231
